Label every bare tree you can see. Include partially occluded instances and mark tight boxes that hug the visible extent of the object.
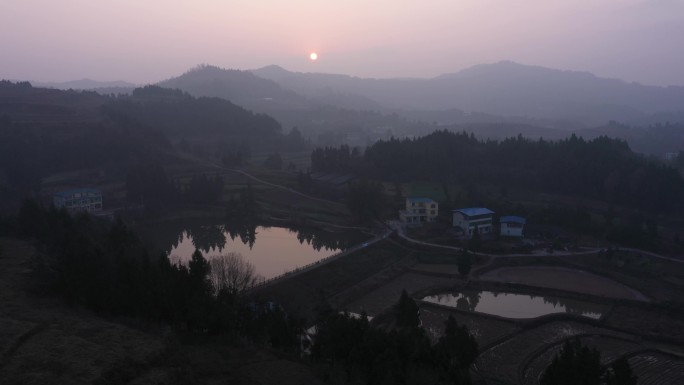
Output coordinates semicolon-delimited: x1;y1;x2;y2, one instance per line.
208;252;261;295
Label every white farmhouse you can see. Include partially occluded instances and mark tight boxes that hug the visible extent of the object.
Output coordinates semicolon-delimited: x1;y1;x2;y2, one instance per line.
452;207;494;236
53;188;103;214
500;216;526;237
400;197;439;225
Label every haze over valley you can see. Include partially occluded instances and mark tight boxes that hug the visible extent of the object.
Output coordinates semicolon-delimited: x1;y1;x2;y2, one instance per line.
3;1;684;384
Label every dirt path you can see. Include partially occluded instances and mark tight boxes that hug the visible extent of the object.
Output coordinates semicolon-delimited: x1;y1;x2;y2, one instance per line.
389;221;684;264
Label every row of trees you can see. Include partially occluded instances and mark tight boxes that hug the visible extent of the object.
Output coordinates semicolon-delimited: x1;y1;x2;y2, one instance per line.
313;130;684;213
311;144;362;173
312;291;478;385
541;338;637;385
5;200;301;347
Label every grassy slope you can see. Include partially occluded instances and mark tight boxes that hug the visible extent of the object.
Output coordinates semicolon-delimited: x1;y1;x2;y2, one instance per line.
0;238;164;384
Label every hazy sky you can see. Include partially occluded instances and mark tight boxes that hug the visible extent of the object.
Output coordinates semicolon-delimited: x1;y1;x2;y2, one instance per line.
1;0;683;85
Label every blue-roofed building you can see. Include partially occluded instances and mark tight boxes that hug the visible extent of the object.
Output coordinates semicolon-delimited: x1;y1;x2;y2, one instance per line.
400;197;439;225
500;216;526;237
53;188;103;214
452;207;494;236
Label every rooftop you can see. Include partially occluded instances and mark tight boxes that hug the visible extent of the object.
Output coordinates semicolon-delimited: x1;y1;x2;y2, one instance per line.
453;207;494;217
500;215;527;224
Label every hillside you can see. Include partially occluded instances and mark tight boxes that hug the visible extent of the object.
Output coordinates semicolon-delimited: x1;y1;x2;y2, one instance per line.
0;237;322;385
157;65;311;112
0;81;293;210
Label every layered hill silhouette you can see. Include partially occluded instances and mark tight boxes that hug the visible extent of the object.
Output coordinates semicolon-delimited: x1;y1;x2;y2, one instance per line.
36;62;684;128
157;65;311;112
252;61;684;127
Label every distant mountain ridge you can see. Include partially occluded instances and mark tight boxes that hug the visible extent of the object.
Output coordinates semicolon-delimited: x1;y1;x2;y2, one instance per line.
26;61;684;128
251;61;684;126
42;62;684;128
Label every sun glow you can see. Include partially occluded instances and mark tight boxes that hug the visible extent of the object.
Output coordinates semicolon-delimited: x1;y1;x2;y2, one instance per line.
309;52;318;61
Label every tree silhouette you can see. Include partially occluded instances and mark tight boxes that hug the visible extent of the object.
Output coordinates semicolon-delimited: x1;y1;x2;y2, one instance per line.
540;338;601;385
396;289;420;329
208;252;260;295
457;250;472;276
605;356;638;385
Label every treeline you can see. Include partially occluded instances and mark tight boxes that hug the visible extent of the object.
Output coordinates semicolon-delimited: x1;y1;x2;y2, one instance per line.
313;130;684;213
312;291;478;385
311;144;362;173
2;200;301;347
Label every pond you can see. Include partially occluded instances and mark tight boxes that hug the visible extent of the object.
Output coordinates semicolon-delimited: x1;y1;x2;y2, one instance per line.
138;218;370;280
422;291;607;320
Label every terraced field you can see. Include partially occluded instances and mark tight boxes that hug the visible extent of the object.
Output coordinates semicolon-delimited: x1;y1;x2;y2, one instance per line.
604;304;684;343
255;239;413;318
476;320;633;384
346;272;454;316
521;335;643;385
419;303;518;346
479;266;649;301
629;352;684;385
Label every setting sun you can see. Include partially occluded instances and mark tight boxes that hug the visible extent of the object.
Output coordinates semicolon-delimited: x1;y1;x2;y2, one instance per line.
309;52;318;61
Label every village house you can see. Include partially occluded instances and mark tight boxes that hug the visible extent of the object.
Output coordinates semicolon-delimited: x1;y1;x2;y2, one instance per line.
452;207;494;236
500;215;526;237
53;188;103;214
400;197;439;225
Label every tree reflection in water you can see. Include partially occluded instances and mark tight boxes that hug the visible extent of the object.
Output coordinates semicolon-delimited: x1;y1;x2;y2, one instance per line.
424;291;606;319
144;218;367;260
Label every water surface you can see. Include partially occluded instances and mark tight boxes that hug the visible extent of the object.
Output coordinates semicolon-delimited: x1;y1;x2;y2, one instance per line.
423;291;606;319
140;219;368;280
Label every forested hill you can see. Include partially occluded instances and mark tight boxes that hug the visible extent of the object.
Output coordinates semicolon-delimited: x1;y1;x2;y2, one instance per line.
0;81;290;210
157;65;311;112
344;131;683;212
102;85;282;137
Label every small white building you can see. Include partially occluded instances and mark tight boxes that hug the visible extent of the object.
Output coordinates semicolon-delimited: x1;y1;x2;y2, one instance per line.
500;216;526;238
53;188;103;214
452;207;494;236
400;197;439;225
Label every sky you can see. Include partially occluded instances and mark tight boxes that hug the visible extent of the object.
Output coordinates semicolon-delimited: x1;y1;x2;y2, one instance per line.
1;0;683;86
